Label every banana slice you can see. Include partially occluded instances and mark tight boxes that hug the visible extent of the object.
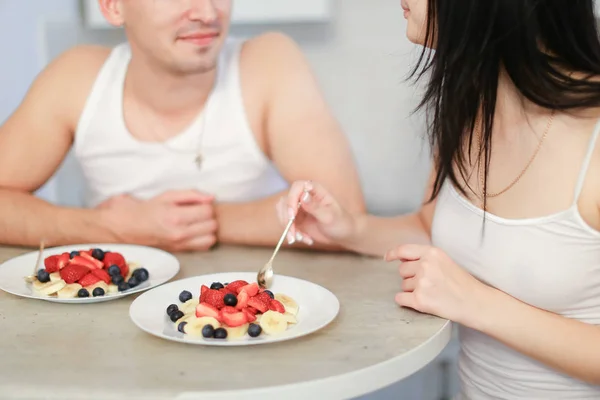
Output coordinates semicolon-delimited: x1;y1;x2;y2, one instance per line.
34;280;66;296
57;283;82;299
183;316;221;336
281;313;297;324
107;284;118;294
174;313;195;328
225;323;249;339
274;293;299;316
49;272;62;282
259;310;288;335
180;298;199;314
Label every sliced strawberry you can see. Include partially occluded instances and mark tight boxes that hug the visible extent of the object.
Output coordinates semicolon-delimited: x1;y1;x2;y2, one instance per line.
226;280;248;294
220;286;236;295
255;292;272;304
70;255;98;270
60;264;90;284
221;311;248;328
78;273;101;287
246;306;258;315
91;268;111;284
269;299;286;314
44;255;60;273
80;250;92;256
57;253;70;270
196;303;221;321
199;285;210;303
80;252;103;269
103;252;128;276
236;291;249;310
220;306;237;314
243;308;257;322
204;289;226;309
239;283;259;297
247;296;269;313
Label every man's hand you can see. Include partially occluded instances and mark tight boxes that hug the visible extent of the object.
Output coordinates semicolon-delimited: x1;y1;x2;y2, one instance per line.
98;190;217;252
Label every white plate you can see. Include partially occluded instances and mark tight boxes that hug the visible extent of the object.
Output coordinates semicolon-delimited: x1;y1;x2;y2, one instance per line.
0;243;180;303
129;272;340;346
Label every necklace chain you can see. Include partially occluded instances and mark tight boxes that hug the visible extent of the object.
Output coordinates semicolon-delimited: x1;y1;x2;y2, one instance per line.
475;110;555;201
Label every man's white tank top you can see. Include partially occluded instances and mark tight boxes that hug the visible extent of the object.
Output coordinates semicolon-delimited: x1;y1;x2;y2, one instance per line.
73;38;288;207
432;122;600;399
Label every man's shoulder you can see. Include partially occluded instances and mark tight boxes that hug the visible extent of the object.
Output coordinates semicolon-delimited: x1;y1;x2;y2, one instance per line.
240;32;305;68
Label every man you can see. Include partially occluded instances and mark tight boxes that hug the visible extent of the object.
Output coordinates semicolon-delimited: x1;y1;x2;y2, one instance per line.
0;0;364;252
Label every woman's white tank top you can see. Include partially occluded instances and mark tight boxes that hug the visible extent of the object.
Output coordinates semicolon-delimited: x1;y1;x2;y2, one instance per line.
73;38;288;207
432;121;600;399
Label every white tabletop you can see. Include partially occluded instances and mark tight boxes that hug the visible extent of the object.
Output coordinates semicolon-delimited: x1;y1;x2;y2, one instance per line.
0;245;451;400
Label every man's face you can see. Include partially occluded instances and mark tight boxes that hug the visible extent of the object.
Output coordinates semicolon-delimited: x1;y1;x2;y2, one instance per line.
110;0;232;74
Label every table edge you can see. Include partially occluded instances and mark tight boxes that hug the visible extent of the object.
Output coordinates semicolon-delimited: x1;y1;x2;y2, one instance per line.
176;319;453;400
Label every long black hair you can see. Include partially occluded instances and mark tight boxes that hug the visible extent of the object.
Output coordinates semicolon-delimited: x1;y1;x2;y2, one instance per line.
411;0;600;206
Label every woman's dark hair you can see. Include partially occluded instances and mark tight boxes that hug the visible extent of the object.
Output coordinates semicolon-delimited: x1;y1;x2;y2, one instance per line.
411;0;600;207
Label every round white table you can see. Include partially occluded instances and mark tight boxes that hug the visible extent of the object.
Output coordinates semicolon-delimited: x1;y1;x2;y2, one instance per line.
0;245;451;400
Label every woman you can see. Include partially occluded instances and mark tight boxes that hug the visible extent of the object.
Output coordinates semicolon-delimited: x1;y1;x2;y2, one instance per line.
277;0;600;398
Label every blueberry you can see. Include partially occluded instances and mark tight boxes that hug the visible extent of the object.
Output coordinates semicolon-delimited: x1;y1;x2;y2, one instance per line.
264;290;274;299
107;265;121;276
37;269;50;283
112;274;124;285
202;324;215;338
91;248;105;261
118;282;130;292
166;304;179;317
170;310;184;323
248;323;262;337
128;276;140;288
179;290;193;303
177;321;187;333
133;268;149;282
69;251;80;259
223;293;237;307
213;327;227;339
92;287;105;297
210;282;224;290
77;288;89;298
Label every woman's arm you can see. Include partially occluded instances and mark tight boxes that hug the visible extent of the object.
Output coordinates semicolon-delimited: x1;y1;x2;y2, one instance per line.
473;285;600;385
339;167;438;257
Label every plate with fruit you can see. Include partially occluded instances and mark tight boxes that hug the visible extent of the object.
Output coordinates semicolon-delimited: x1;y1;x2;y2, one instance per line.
0;244;180;303
129;272;340;346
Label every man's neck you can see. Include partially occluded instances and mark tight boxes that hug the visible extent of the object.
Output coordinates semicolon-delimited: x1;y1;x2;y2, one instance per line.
125;52;217;117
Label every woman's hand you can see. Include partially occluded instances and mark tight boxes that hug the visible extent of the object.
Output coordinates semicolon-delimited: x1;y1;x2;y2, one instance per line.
276;180;358;246
385;244;490;326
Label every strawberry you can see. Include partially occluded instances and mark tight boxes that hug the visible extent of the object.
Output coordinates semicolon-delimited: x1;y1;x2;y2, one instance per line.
57;253;70;270
225;280;248;294
221;311;248;328
44;255;60;273
196;303;221;321
70;255;98;270
269;299;286;314
235;291;249;310
220;306;237;314
103;252;128;276
220;286;236;295
204;289;226;309
246;307;258;315
239;283;259;297
80;252;103;269
199;285;210;302
247;296;269;313
243;308;257;322
255;292;272;304
91;268;111;284
60;264;90;284
78;273;101;287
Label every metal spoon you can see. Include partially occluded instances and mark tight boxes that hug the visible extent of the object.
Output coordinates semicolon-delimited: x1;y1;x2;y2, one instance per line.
24;240;45;282
257;199;304;289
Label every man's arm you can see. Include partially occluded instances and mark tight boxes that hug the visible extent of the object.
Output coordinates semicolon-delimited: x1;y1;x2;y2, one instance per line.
215;33;366;249
0;46;119;247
